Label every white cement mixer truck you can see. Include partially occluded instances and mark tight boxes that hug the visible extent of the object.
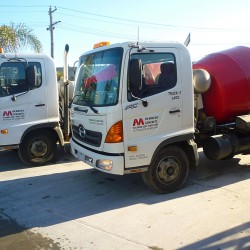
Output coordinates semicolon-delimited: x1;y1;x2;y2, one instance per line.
70;41;250;193
0;45;73;166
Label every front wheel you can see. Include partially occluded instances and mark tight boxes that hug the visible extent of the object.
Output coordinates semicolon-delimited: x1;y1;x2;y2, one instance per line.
18;130;57;166
142;146;190;194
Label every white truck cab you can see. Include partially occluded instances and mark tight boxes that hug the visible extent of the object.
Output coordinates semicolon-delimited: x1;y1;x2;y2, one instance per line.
0;50;69;166
70;41;198;193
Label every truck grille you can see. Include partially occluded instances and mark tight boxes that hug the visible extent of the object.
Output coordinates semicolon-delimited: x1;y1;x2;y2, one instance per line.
72;124;102;147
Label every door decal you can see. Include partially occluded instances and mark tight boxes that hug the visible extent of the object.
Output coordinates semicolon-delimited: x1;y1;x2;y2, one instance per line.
132;116;159;132
2;109;25;121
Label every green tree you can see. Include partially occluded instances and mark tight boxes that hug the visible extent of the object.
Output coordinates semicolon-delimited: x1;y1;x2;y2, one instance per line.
0;23;42;53
57;70;63;81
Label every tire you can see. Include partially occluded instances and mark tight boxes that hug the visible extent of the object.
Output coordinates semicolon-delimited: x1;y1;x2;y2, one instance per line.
18;130;57;166
142;146;190;194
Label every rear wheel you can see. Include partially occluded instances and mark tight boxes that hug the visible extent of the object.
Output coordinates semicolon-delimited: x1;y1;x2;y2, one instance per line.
18;130;57;166
142;146;189;193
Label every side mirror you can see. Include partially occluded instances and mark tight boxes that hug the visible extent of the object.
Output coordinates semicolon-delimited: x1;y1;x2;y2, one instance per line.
27;65;37;89
73;60;79;77
129;59;142;96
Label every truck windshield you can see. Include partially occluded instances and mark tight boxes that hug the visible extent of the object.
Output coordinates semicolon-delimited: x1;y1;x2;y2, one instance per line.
73;47;123;107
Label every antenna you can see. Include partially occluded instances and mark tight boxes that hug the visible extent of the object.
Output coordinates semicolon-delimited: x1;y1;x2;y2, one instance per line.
137;26;140;43
184;33;191;47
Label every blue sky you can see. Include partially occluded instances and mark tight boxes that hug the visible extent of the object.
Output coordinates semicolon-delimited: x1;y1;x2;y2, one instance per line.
1;0;250;66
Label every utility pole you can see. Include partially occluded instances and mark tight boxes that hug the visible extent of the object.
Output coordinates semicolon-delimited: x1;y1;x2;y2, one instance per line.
47;6;61;58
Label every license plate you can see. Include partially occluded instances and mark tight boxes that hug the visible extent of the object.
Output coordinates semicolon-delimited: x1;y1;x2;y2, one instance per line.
77;151;85;161
77;152;93;165
85;155;93;165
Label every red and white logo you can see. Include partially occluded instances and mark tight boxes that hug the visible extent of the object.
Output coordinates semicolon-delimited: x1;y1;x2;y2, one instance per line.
133;118;144;126
3;111;13;117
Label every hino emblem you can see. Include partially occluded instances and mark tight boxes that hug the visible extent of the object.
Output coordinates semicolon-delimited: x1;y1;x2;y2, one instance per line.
78;124;86;138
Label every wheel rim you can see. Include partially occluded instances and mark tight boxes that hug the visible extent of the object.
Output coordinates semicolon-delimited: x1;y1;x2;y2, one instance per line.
30;139;48;158
156;156;180;184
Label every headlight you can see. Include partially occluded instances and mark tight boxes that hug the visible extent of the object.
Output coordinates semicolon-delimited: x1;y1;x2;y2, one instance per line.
96;159;113;171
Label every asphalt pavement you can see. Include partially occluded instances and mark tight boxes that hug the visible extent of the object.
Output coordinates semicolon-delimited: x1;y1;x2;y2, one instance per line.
0;145;249;250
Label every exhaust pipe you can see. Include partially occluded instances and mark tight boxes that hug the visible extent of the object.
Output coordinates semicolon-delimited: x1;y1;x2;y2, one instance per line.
63;44;70;139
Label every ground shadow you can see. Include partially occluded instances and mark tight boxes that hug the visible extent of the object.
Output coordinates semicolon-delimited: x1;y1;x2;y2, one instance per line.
0;150;249;248
179;221;250;250
0;143;77;172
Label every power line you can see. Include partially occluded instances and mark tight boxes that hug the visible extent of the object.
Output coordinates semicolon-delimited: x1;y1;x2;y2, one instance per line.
0;5;48;7
57;11;138;28
58;24;137;40
58;6;190;28
57;6;250;32
1;11;47;13
1;4;249;32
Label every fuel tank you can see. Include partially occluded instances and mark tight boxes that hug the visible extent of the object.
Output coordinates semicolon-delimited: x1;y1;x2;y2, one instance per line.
193;46;250;124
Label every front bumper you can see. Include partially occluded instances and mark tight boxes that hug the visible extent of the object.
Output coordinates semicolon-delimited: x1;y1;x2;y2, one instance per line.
70;139;125;175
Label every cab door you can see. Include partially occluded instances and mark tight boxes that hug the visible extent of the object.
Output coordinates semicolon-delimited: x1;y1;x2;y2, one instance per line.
122;47;183;169
0;59;47;145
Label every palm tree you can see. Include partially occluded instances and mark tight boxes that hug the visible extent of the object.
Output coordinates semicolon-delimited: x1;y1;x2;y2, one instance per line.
0;23;42;53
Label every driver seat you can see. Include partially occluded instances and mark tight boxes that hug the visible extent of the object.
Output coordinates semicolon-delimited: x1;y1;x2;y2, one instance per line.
155;62;176;89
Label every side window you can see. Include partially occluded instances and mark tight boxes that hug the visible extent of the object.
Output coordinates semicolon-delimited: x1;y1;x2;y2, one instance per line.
0;61;42;97
128;53;177;101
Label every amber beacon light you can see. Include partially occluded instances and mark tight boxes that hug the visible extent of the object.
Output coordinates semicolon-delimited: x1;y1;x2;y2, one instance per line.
93;41;110;49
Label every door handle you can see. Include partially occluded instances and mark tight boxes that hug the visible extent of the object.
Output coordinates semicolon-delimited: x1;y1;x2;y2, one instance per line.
35;104;45;107
169;109;181;114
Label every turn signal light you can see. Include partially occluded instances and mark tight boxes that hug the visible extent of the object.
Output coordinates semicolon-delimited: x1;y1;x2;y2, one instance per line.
105;121;123;143
1;129;8;134
128;146;137;152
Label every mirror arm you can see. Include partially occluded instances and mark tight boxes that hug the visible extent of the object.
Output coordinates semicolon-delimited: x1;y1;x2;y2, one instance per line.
130;92;148;107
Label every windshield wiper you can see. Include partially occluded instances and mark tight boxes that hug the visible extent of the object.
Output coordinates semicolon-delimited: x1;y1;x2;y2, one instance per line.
69;94;99;114
88;104;99;114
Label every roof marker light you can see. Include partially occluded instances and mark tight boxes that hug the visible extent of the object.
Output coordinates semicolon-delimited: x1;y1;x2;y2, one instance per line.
93;41;110;49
